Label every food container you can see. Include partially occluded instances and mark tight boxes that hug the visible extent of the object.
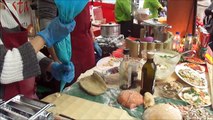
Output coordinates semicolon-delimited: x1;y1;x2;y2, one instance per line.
154;50;181;80
160;81;183;98
100;23;120;38
134;8;150;23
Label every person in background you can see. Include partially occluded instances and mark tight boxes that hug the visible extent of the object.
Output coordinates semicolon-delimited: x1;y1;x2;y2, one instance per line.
158;0;167;17
143;0;163;18
115;0;132;38
35;0;60;62
35;0;61;95
204;2;213;50
0;0;74;100
197;0;211;21
70;2;102;85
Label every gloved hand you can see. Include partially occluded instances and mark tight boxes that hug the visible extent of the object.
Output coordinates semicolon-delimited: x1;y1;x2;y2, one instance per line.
94;41;102;58
50;62;75;83
54;0;89;23
37;17;76;47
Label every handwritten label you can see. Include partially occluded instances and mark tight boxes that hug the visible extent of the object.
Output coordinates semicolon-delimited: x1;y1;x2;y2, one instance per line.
12;0;30;14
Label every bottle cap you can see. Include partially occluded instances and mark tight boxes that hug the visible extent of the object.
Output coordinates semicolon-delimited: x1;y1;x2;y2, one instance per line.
188;33;192;36
201;47;207;51
123;48;130;55
176;32;180;34
147;52;155;59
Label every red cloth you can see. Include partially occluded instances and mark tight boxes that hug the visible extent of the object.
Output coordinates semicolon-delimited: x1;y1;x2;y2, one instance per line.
70;3;96;84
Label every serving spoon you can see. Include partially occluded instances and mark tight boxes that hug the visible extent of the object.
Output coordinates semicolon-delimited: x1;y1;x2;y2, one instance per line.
171;50;196;58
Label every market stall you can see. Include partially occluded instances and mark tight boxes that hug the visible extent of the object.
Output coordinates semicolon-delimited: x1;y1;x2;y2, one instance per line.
1;54;213;119
39;46;213;119
41;15;213;118
1;0;213;119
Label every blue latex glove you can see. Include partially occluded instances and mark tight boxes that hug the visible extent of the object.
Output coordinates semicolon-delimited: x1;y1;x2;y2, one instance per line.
54;0;89;23
51;62;75;83
94;41;102;58
37;17;76;47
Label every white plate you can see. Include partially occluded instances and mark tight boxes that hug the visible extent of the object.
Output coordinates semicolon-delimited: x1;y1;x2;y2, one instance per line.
178;87;211;107
175;65;207;89
178;62;205;73
96;57;121;71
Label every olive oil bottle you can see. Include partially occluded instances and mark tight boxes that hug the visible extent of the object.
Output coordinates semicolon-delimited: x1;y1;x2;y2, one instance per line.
140;52;156;95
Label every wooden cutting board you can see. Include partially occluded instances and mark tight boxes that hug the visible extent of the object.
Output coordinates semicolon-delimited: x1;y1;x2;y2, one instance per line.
42;93;135;120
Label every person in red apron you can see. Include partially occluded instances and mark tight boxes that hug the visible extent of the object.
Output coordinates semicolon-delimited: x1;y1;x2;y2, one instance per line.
70;3;102;84
0;0;75;100
36;2;102;87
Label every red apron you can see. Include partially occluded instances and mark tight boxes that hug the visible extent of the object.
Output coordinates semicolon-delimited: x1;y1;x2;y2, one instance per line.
70;3;95;84
0;0;37;100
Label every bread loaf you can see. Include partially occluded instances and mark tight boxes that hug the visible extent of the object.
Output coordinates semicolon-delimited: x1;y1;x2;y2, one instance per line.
143;92;155;108
117;90;143;109
143;104;182;120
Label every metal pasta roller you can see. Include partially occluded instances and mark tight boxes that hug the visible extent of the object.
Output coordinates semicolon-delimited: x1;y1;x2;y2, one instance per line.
0;95;54;120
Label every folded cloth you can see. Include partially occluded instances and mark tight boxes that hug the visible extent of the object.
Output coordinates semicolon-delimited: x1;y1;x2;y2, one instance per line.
53;0;88;91
54;0;89;23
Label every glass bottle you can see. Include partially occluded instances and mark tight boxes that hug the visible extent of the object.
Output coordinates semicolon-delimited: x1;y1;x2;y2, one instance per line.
184;33;193;52
172;32;181;51
119;49;131;90
140;52;156;95
129;62;138;89
192;34;199;52
139;42;147;60
179;37;185;52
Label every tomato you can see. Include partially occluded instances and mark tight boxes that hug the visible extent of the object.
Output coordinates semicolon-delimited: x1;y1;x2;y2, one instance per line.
199;91;205;98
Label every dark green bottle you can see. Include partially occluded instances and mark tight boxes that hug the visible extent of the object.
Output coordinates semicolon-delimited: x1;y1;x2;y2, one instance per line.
140;52;156;95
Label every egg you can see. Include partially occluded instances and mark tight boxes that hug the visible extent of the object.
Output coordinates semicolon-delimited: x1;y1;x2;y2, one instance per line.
183;93;192;100
192;96;198;101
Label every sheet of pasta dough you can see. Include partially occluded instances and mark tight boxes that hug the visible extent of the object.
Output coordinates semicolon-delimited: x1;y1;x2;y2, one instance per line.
42;93;135;120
